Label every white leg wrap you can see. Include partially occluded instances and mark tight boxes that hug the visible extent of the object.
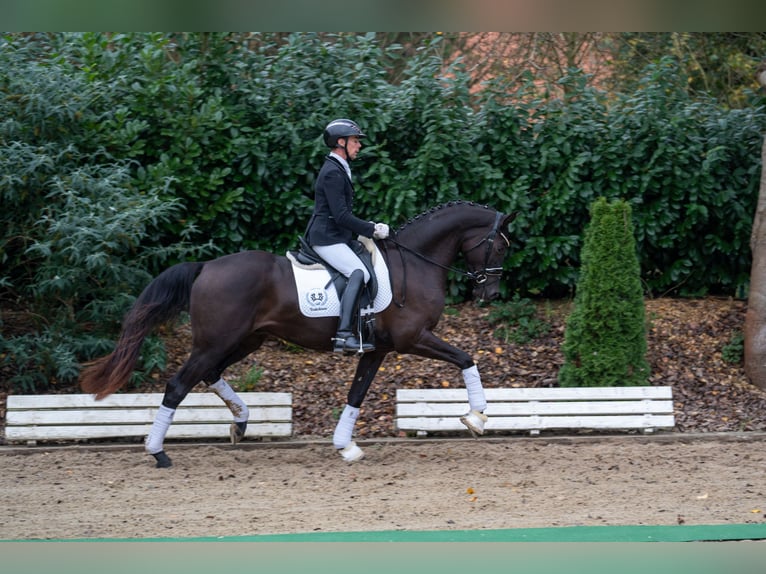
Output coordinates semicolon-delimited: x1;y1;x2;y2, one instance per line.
463;365;487;412
145;405;175;455
333;404;359;449
209;378;249;422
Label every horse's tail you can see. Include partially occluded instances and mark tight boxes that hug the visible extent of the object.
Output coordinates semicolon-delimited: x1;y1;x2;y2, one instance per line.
80;261;205;400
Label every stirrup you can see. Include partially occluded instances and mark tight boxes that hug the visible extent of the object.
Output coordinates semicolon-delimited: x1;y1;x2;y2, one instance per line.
333;333;374;354
332;333;351;353
460;410;488;437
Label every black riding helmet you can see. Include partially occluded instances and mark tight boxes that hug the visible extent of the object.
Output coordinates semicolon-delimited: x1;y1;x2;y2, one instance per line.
323;119;366;153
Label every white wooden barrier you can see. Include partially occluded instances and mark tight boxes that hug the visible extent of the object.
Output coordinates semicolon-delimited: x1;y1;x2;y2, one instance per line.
5;392;292;445
396;386;675;436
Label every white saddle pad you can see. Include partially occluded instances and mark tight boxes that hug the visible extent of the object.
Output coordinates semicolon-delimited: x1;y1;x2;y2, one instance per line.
288;239;393;318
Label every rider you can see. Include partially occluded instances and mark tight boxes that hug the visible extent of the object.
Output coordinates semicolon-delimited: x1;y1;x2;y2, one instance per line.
304;118;389;353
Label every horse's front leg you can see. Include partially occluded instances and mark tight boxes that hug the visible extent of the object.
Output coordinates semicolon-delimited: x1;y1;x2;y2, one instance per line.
333;349;388;462
209;377;250;445
458;363;489;437
400;329;489;436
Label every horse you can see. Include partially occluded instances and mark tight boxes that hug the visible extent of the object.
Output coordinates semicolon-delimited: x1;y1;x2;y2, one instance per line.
80;201;515;467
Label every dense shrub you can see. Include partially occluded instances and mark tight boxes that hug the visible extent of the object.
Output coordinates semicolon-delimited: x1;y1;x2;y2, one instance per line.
0;34;208;391
475;61;765;298
559;198;649;387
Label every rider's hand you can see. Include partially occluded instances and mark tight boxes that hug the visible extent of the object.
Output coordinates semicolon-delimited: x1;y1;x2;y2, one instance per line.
373;222;390;239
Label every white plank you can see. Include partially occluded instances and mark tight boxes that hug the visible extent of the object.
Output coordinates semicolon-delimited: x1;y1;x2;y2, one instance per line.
396;400;674;418
396;414;676;432
5;422;292;441
6;406;292;426
7;392;291;410
396;386;672;403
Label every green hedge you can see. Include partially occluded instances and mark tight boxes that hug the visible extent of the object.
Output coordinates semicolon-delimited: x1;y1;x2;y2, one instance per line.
6;33;761;296
476;64;765;297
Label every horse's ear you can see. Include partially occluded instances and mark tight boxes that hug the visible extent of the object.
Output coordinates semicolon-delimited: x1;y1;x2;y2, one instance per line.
502;212;518;231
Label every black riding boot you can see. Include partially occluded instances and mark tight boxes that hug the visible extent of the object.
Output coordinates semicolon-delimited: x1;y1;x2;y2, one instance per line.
334;269;374;353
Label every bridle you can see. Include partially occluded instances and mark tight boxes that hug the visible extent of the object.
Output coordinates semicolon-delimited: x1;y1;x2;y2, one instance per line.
382;211;510;307
463;211;510;285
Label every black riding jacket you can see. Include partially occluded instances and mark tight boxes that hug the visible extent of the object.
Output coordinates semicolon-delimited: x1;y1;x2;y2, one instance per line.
305;154;375;246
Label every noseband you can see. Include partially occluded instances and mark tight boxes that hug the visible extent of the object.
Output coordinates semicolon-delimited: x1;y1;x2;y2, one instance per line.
383;210;509;307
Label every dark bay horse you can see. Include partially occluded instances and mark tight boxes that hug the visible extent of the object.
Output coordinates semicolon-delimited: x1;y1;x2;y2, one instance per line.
80;201;514;467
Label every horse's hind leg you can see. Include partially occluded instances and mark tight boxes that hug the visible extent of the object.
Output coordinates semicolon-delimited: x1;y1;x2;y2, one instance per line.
207;335;267;445
145;351;221;468
209;378;250;445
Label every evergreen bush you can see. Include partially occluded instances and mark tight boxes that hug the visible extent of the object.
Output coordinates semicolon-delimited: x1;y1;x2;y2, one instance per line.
558;198;649;387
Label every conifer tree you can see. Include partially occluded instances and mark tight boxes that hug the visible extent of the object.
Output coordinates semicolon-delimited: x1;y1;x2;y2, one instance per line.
559;197;649;387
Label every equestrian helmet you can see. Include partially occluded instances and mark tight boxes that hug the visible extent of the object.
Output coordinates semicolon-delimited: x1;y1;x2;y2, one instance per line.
323;119;366;148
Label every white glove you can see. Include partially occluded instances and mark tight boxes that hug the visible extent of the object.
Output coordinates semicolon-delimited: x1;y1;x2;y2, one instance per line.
373;222;390;239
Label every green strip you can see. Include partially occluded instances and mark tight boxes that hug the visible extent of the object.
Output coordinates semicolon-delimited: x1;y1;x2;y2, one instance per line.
239;523;766;542
17;523;765;543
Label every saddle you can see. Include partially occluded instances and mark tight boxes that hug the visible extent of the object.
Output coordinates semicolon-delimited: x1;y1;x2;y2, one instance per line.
289;236;379;306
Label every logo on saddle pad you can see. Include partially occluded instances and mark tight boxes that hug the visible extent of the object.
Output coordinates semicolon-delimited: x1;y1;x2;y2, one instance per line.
305;287;329;310
288;242;393;319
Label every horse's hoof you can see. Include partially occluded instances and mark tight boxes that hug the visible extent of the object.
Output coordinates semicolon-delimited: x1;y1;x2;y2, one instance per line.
230;421;247;445
152;451;172;468
460;410;488;437
338;441;365;462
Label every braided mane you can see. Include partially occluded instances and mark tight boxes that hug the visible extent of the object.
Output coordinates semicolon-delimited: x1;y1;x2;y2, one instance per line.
395;200;492;233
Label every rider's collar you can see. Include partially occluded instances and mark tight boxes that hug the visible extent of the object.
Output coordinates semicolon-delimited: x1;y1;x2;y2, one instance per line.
328;152;352;181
